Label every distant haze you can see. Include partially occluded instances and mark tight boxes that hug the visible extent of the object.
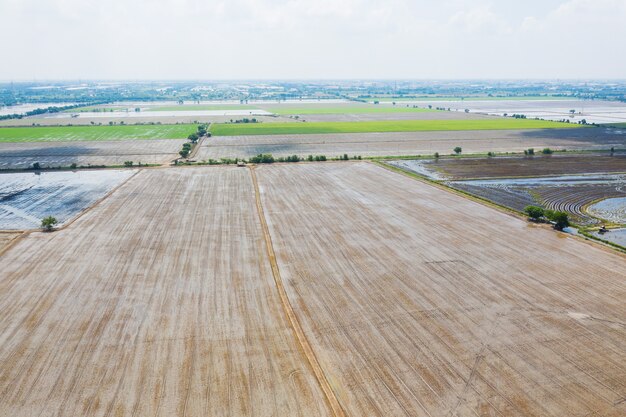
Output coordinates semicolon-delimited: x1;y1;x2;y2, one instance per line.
1;0;626;80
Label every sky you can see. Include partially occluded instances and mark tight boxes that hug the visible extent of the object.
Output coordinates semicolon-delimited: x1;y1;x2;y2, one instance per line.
1;0;625;80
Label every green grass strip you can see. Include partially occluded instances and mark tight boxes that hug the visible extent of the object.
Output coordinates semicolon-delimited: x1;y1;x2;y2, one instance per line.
0;124;197;142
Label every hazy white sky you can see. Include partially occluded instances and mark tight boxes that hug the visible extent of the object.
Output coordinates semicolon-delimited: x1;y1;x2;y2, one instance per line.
1;0;625;80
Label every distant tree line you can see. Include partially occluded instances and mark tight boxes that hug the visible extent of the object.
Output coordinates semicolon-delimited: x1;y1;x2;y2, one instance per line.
0;102;107;121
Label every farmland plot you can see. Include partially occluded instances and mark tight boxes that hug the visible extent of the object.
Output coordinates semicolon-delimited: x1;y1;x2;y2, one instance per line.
199;128;626;160
392;154;626;180
0;167;331;417
0;139;186;169
256;162;626;417
444;175;626;225
0;170;134;230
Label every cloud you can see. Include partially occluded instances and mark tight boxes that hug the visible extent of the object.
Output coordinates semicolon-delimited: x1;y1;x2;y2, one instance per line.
0;0;625;79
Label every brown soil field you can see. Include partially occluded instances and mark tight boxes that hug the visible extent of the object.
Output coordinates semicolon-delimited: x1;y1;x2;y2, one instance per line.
198;128;626;160
256;162;626;417
0;167;331;417
0;139;186;168
424;154;626;179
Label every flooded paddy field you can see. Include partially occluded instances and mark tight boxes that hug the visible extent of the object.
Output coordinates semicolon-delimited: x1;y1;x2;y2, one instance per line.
592;228;626;246
256;162;626;417
0;139;185;169
368;98;626;125
0;169;134;230
198;127;626;160
448;175;626;225
391;155;626;225
587;197;626;224
0;167;331;417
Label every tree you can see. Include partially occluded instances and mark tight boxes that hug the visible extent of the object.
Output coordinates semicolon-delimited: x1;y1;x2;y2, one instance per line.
545;210;570;230
434;152;439;159
32;162;41;170
124;161;134;167
188;133;199;143
453;147;462;155
542;148;553;155
524;206;544;221
41;216;58;232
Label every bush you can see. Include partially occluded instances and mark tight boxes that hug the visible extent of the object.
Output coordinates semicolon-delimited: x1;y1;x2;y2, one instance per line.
524;205;544;221
545;210;569;230
249;154;275;164
41;216;58;232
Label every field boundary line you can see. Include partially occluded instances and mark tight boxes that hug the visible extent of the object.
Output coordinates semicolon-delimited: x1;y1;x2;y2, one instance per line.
249;165;347;417
0;231;29;258
373;161;626;257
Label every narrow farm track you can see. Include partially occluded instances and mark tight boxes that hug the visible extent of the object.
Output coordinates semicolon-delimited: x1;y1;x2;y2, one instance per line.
250;166;347;417
0;167;332;417
255;162;626;417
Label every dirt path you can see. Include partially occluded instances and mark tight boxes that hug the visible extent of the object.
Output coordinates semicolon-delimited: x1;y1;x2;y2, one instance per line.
250;165;347;417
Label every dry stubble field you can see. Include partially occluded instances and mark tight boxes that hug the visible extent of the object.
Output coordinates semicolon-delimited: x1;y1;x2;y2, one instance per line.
0;167;331;417
0;139;186;169
199;128;626;160
1;162;625;417
256;162;626;417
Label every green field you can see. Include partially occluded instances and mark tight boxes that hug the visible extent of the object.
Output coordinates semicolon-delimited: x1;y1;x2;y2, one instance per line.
210;119;582;136
367;96;572;102
0;124;196;142
267;105;433;115
148;105;255;111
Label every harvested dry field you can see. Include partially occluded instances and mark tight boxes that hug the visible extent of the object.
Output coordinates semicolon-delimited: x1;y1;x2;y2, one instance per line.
0;139;185;169
198;128;626;160
0;167;331;417
255;162;626;417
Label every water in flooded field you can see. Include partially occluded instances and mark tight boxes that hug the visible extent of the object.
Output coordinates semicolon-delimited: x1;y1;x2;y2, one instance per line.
587;196;626;224
0;170;133;230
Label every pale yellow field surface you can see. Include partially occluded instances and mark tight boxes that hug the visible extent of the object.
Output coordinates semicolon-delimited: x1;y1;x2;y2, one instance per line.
256;162;626;417
0;167;331;417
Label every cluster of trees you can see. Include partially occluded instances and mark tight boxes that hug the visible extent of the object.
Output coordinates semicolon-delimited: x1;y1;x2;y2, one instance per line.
524;206;570;230
510;114;527;119
179;142;192;158
247;154;332;164
229;118;257;124
249;154;275;163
